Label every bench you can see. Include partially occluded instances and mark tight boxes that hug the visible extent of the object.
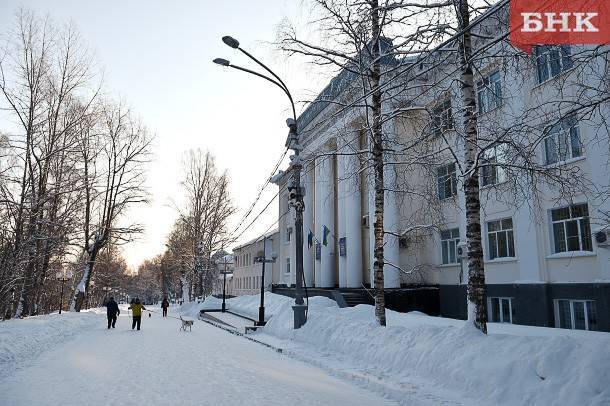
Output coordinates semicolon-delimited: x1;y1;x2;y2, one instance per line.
244;325;264;334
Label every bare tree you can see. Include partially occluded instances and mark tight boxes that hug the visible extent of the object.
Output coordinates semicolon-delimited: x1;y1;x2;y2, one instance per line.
173;149;235;301
70;102;151;311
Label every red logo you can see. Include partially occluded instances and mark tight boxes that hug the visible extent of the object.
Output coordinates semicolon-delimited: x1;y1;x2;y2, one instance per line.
510;0;610;53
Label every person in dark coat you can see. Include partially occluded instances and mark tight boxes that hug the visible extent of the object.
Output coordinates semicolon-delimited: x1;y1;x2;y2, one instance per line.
161;297;169;317
105;297;120;329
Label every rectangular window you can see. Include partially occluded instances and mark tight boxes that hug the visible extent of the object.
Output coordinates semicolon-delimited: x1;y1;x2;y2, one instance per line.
555;299;597;331
440;228;460;264
488;297;513;323
544;114;582;165
286;258;291;274
432;99;453;137
437;163;457;200
535;45;573;84
487;218;515;260
481;145;507;187
551;203;592;253
286;227;292;243
477;70;502;114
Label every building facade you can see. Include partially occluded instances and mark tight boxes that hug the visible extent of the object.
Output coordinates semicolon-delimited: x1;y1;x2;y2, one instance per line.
232;230;280;296
272;5;610;331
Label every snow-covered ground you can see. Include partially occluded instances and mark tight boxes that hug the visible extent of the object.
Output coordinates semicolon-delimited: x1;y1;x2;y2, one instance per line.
185;293;610;406
0;305;392;406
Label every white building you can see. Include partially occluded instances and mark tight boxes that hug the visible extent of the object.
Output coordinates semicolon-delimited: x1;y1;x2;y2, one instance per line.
272;4;610;331
232;229;280;296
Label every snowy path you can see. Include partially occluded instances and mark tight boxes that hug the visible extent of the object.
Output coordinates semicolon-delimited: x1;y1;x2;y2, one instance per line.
0;307;394;406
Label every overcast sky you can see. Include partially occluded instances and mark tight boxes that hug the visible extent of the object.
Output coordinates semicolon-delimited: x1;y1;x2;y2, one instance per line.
0;0;328;269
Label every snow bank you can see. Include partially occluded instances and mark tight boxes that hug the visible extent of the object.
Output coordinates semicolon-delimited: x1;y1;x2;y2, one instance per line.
201;293;610;406
178;293;294;320
0;310;102;379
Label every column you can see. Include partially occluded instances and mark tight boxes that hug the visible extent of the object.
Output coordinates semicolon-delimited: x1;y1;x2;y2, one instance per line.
317;153;335;287
302;161;315;287
367;150;400;288
338;137;363;288
383;165;400;288
345;151;363;287
314;157;323;287
338;147;347;287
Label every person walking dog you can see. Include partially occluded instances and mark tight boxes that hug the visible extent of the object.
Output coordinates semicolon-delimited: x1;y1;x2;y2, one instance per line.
128;298;146;330
161;296;169;317
105;296;120;329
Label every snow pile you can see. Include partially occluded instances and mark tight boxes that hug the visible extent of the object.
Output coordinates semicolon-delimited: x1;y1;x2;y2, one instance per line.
202;293;610;405
178;293;294;320
0;310;101;379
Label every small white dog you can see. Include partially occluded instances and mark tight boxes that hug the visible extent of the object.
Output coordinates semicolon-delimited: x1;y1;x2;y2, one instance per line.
180;316;194;332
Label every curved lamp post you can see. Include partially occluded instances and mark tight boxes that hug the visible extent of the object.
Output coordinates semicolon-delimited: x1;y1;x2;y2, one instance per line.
214;35;307;329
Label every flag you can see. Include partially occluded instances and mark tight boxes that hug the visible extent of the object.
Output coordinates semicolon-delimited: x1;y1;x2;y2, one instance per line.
322;225;330;246
307;230;314;249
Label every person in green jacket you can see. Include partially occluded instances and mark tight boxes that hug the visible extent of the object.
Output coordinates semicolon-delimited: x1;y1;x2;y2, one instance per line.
128;298;146;330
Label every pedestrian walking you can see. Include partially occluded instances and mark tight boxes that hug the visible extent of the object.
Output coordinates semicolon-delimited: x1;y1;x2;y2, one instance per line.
161;296;169;317
105;296;120;329
128;298;146;330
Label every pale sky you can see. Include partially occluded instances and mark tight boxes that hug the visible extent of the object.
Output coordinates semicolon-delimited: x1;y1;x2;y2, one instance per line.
0;0;327;269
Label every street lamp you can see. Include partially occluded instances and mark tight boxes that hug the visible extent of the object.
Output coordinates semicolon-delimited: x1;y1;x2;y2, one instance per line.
254;236;277;326
218;256;231;312
55;270;73;314
214;35;307;329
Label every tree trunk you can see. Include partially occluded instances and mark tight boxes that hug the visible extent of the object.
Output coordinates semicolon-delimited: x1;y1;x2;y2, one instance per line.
70;243;101;312
455;0;487;333
370;0;387;327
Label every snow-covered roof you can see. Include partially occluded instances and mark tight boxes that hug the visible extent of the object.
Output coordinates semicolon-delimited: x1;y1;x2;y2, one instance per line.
232;228;279;252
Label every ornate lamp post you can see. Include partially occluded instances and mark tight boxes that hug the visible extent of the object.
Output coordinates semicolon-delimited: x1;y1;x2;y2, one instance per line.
214;35;307;328
254;236;277;326
218;255;232;312
55;270;73;314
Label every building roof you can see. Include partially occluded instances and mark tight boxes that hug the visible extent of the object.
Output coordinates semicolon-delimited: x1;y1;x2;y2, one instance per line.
232;228;279;252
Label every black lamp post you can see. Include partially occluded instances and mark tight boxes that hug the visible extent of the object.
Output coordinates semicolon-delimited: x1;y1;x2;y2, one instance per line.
254;236;276;326
219;255;231;312
214;35;307;328
55;270;72;314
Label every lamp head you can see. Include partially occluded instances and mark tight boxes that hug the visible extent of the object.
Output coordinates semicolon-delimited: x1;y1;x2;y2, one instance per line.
213;58;231;67
222;36;240;49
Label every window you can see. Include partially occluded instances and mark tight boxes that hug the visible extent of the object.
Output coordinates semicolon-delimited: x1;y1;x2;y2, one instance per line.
489;297;513;323
551;203;592;253
555;299;597;331
477;71;502;113
286;227;292;243
437;163;457;200
535;45;573;84
544;114;582;165
431;99;453;137
487;218;515;260
285;258;291;274
440;228;460;264
481;145;506;187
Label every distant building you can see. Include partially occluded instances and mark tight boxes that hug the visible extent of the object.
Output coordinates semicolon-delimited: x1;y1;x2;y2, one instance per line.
232;229;280;296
